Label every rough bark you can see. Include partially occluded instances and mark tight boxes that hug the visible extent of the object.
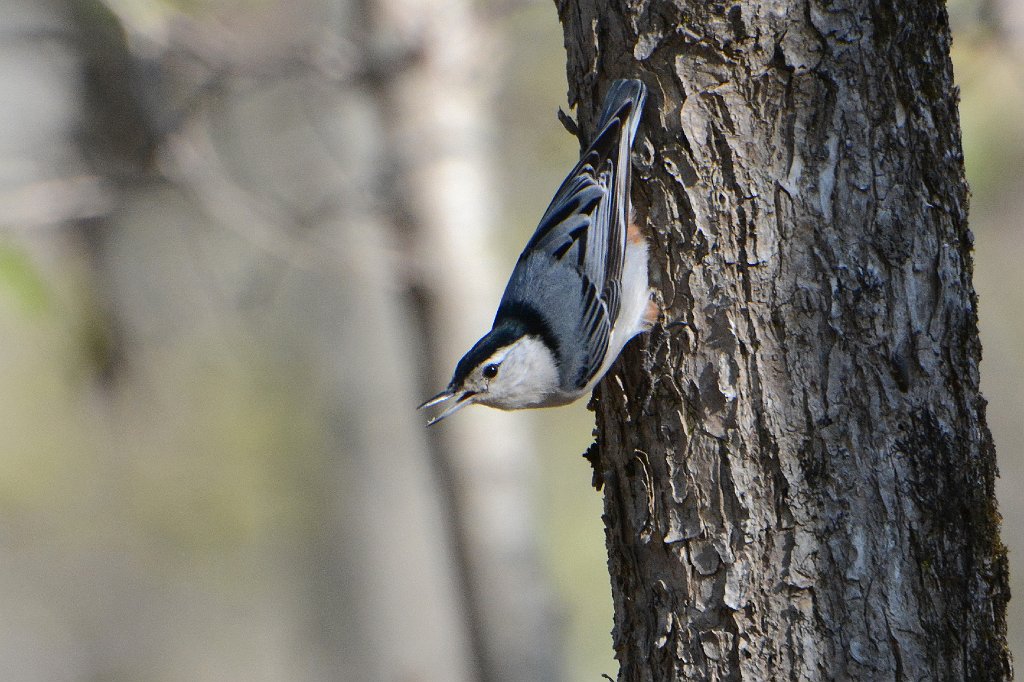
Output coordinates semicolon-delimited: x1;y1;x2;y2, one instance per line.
555;1;1011;679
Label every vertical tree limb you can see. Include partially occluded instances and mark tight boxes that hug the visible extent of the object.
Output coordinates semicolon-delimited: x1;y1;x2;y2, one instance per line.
556;1;1011;678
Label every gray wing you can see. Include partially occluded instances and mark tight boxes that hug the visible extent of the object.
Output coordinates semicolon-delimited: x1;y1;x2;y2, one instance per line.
497;80;646;390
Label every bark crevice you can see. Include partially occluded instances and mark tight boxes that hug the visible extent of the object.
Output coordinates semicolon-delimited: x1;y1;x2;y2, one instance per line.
557;0;1011;679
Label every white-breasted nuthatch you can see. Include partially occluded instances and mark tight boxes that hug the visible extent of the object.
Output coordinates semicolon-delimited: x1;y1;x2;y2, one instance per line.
419;79;655;426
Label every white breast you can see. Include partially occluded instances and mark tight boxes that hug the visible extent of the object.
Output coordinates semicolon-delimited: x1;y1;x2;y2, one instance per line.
581;235;651;396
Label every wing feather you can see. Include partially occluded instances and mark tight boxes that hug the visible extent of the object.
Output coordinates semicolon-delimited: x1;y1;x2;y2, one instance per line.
498;80;646;390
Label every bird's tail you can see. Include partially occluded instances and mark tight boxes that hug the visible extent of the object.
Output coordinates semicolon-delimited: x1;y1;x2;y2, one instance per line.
595;78;647;145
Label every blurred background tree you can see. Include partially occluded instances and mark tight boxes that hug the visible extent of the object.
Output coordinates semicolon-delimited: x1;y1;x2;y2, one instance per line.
0;0;1019;680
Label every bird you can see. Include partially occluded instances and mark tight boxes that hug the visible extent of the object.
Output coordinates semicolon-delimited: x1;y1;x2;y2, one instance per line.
419;78;655;426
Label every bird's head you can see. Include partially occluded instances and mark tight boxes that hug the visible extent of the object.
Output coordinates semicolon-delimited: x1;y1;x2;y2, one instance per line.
418;325;561;425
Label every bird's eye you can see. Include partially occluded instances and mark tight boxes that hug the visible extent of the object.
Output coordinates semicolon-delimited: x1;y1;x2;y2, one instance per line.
482;363;499;379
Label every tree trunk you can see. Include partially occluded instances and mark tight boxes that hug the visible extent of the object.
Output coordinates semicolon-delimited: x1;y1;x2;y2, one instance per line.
555;1;1011;679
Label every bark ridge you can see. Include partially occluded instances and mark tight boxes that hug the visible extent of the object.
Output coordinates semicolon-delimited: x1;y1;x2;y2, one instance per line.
555;1;1011;679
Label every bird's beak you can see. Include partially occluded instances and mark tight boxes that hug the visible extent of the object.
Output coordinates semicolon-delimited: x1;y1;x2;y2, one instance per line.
418;389;455;411
418;388;478;426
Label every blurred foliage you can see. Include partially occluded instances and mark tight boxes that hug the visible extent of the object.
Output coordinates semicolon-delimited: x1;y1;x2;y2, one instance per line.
951;14;1024;670
0;0;1021;679
0;241;50;315
953;39;1024;204
494;5;617;680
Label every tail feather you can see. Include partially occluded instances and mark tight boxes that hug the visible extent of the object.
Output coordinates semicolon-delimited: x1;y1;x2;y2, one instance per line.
595;79;647;140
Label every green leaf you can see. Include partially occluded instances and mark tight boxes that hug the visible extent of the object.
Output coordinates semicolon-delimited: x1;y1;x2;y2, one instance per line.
0;242;50;315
